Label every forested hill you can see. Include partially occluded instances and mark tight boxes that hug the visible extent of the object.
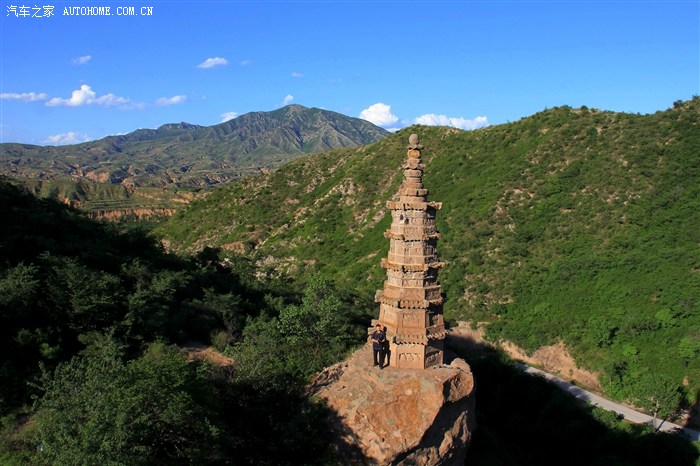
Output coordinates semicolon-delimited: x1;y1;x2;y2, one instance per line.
158;97;700;414
0;177;368;464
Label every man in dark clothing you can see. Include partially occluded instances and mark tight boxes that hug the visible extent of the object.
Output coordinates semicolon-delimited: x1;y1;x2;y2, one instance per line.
371;324;387;369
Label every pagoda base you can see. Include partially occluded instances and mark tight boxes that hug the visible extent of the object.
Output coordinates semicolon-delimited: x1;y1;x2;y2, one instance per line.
390;340;444;370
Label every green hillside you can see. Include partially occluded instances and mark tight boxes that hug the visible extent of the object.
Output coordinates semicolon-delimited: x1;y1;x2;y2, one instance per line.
158;97;700;412
1;127;697;463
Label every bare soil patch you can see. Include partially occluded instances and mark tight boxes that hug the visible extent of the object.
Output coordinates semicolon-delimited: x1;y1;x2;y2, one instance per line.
183;342;235;368
447;321;601;391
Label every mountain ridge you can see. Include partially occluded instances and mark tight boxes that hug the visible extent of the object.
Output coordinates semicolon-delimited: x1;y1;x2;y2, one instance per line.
0;104;389;188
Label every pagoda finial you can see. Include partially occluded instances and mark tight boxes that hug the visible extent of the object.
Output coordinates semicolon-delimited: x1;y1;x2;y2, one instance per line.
408;133;423;150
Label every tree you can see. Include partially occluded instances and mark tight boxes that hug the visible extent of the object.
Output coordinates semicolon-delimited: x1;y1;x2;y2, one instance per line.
678;336;700;360
277;276;358;373
0;263;42;407
232;277;363;392
43;255;122;334
634;373;681;429
585;316;617;347
32;338;220;465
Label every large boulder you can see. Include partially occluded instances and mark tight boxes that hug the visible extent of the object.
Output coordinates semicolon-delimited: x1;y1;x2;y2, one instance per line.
310;345;475;465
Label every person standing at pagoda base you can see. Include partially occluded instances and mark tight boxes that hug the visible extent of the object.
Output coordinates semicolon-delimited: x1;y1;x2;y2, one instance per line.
371;324;387;369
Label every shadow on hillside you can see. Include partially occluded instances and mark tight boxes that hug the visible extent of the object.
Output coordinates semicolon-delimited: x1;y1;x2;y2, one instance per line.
447;329;700;466
686;392;700;431
324;410;373;466
213;374;369;465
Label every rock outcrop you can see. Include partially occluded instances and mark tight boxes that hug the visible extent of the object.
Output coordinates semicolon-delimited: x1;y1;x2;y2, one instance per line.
86;207;176;221
310;345;475;465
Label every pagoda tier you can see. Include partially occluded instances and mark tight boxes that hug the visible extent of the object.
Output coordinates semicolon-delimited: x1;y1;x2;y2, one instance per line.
372;134;446;369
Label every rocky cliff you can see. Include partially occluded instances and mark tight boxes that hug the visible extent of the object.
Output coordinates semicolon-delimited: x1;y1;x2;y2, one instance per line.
86;207;177;221
309;345;475;465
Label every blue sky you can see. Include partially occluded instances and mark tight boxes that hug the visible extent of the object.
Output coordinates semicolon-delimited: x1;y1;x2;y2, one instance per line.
1;0;698;145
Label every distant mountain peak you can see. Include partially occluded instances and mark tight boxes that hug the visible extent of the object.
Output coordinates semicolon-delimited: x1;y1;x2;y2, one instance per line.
1;105;390;188
157;122;203;131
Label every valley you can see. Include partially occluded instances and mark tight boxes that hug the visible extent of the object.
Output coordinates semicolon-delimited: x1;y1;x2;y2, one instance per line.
157;97;700;421
1;98;698;464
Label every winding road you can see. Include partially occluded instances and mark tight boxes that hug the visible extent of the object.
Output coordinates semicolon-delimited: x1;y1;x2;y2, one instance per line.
518;363;700;442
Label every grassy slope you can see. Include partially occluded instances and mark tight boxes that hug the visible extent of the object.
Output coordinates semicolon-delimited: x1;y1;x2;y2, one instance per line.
157;98;700;407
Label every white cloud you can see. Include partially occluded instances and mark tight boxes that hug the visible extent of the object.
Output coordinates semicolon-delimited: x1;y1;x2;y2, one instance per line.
0;92;48;102
46;85;99;106
283;94;294;105
155;95;187;106
220;111;238;122
291;71;303;78
240;59;251;66
44;131;91;145
414;114;489;130
71;55;92;65
197;57;228;68
45;84;142;109
359;103;399;127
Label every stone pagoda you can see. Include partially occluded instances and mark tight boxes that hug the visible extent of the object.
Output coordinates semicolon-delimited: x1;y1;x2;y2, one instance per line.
373;133;446;369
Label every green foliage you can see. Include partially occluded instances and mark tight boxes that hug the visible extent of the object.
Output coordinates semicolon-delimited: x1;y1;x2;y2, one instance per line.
32;339;218;465
0;180;367;463
0;179;271;411
585;316;618;348
634;373;683;419
679;335;700;360
232;276;366;392
230;314;289;388
278;277;357;350
0;263;40;310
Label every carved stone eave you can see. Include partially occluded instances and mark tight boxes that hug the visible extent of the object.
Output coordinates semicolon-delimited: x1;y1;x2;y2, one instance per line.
399;188;429;197
394;331;446;344
386;201;443;211
383;230;442;241
376;295;444;308
380;258;445;271
403;161;425;170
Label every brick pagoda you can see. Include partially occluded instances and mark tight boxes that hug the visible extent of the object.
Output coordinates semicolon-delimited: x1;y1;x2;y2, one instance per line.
373;133;446;369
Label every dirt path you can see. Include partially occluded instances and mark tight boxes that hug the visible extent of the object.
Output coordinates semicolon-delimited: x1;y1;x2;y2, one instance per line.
183;342;235;368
